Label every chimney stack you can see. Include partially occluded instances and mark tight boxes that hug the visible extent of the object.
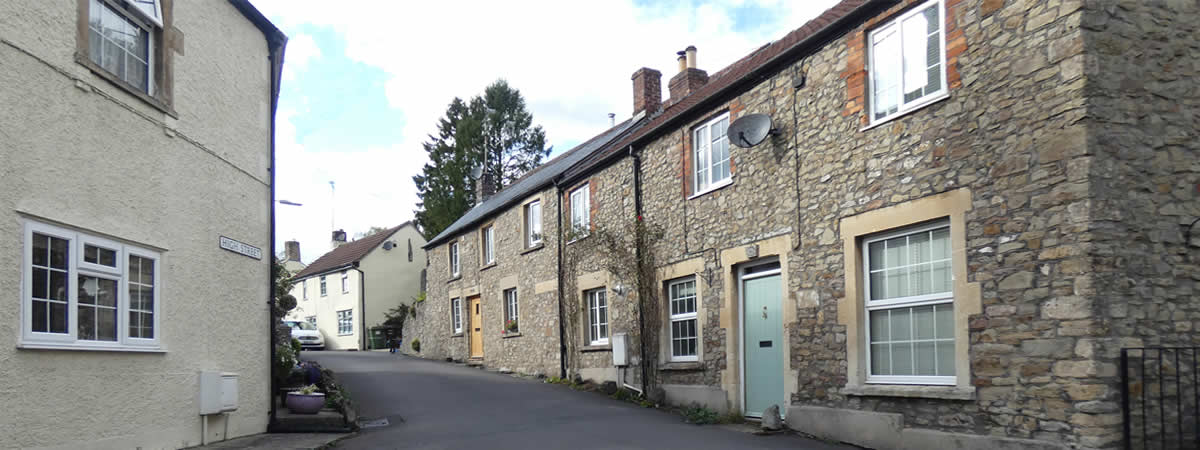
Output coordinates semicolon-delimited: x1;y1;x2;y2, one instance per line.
476;171;496;205
285;240;301;262
331;229;347;248
631;67;662;117
608;113;616;127
668;46;709;105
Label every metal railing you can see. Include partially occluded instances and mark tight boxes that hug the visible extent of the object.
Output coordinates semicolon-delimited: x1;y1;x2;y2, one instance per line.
1121;347;1200;450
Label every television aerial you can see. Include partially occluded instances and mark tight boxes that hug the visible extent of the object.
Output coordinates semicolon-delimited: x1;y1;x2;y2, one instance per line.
727;113;780;148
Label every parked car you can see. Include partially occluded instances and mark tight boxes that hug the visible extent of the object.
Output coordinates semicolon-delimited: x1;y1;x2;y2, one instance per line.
284;320;325;350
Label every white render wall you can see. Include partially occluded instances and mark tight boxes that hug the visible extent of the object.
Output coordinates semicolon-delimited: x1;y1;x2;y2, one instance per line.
0;1;273;449
360;225;427;336
288;269;362;350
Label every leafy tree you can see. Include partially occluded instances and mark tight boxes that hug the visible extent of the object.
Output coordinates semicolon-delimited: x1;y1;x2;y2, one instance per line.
413;80;550;239
353;226;391;240
272;258;297;346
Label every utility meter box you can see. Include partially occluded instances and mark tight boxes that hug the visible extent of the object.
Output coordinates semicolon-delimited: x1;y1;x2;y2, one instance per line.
612;333;628;367
199;371;239;415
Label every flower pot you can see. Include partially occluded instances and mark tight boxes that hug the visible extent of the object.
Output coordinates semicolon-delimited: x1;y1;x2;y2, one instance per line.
285;392;326;414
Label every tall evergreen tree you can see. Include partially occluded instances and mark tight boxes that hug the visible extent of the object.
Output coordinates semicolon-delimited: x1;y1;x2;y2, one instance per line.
413;80;549;239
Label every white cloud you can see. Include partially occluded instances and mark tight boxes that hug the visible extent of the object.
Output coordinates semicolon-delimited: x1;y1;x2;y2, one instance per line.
252;0;839;262
281;33;321;81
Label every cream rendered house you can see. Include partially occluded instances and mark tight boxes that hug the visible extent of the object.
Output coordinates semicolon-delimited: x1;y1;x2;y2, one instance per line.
287;223;427;350
0;0;284;448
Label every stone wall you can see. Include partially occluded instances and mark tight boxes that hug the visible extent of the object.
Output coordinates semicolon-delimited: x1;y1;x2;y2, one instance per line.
412;186;562;377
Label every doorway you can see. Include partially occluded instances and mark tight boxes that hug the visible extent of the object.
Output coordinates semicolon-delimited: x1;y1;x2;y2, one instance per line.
468;296;483;358
740;261;784;418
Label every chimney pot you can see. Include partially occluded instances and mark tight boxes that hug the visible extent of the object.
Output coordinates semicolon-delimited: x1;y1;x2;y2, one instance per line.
676;51;687;73
685;46;697;69
331;230;347;248
631;67;662;116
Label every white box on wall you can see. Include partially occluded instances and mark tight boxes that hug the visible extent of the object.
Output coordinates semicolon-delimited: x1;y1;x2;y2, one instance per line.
612;333;628;366
199;371;239;415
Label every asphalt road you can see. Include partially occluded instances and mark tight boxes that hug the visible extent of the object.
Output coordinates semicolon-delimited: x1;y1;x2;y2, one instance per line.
302;351;853;450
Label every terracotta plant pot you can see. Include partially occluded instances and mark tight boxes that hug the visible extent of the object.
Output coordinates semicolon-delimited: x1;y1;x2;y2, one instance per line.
285;392;326;414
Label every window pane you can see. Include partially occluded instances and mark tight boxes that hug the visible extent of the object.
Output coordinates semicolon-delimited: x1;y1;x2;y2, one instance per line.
931;260;952;293
869;271;886;300
871;343;890;375
33;234;48;267
127;53;148;92
79;305;96;340
98;278;117;307
931;227;950;259
884;236;905;268
79;276;97;305
872;29;901;119
915;341;937;375
909;232;931;264
85;245;98;264
32;300;48;333
935;304;954;338
50;236;69;269
32;268;48;299
869;310;888;343
50;302;67;333
49;270;68;301
889;306;911;342
914;305;935;340
885;268;908;299
868;241;884;271
936;340;955;375
98;307;117;341
901;12;930;99
892;341;914;375
130;0;160;22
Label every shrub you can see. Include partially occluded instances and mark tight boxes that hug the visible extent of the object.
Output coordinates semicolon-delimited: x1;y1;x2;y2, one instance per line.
682;405;719;425
290;338;302;355
411;338;421;352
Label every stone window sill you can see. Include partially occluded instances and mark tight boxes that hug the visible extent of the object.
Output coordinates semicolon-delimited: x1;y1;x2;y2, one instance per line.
447;275;461;284
451;332;464;338
842;384;976;401
521;243;545;255
501;332;522;339
18;341;167;353
75;53;178;118
581;344;611;352
480;262;497;272
860;92;951;132
660;361;703;371
688;177;734;200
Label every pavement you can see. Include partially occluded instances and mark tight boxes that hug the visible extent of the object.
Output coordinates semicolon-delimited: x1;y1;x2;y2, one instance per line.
189;432;347;449
297;351;856;450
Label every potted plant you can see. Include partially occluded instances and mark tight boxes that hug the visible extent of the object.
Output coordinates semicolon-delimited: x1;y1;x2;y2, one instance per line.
285;384;325;415
505;319;518;334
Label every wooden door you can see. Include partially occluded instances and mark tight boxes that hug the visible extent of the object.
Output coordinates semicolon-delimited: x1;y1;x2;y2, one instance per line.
468;296;483;358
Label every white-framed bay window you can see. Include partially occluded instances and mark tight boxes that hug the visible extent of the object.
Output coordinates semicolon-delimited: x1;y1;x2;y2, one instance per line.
692;112;731;195
868;0;947;124
451;297;463;334
863;220;954;385
569;184;589;238
668;278;699;362
586;288;608;346
21;220;161;351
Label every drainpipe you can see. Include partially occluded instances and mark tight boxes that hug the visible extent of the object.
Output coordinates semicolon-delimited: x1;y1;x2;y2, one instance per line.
265;33;286;429
630;145;648;395
556;181;567;379
354;263;366;350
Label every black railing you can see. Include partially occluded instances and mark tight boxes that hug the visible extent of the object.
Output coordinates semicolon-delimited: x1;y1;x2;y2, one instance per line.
1121;347;1200;450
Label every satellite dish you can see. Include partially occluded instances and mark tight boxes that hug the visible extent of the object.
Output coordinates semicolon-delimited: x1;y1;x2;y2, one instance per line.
727;113;778;148
382;241;395;250
470;165;483;179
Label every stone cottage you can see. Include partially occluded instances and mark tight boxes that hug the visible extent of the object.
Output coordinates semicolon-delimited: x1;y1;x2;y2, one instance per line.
410;1;1200;449
0;0;285;447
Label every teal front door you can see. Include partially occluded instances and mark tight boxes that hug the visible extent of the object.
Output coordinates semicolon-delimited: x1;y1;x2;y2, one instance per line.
743;267;784;418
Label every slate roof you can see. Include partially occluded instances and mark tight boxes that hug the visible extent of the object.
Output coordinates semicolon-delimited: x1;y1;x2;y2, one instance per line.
293;222;414;280
562;0;879;182
424;116;645;249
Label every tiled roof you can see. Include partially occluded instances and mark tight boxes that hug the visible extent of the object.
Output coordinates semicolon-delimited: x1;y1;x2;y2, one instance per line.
293;222;413;280
424;116;645;248
562;0;876;182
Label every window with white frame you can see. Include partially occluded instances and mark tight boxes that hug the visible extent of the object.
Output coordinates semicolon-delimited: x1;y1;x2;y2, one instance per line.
449;242;460;276
451;298;463;334
569;185;589;238
864;221;955;384
306;315;316;325
86;0;161;95
482;225;495;265
869;0;946;123
692;112;731;194
337;309;353;335
668;278;698;361
320;276;327;296
21;220;161;349
525;200;542;247
302;280;308;300
586;288;608;345
504;288;519;333
341;271;349;293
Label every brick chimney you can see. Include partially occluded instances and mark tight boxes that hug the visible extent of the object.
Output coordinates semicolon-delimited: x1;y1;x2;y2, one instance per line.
476;171;495;205
668;45;708;105
632;67;662;117
331;229;347;248
284;240;301;262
